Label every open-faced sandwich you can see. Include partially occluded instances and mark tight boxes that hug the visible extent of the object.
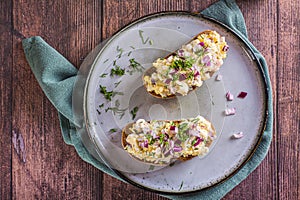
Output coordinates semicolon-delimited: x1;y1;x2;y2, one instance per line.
143;30;228;98
122;115;216;166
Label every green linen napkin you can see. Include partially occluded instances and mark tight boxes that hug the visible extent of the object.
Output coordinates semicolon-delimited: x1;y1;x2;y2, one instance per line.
22;0;273;199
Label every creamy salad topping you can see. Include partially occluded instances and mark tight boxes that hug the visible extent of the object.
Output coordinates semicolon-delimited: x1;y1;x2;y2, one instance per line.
144;30;228;97
124;115;216;165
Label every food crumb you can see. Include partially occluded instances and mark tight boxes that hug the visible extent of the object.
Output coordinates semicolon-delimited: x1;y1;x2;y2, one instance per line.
226;91;234;101
231;132;244;139
224;108;236;116
237;91;248;98
215;74;223;81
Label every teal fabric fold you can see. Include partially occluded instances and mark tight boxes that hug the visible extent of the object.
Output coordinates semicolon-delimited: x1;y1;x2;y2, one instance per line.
22;0;273;199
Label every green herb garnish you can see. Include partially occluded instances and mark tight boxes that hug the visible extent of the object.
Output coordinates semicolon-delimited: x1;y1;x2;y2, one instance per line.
100;85;114;101
139;30;150;44
178;181;184;191
110;65;125;77
99;103;104;108
130;106;139;120
159;134;164;144
105;100;127;119
96;109;101;115
170;59;193;70
178;122;189;141
109;128;117;133
100;73;108;78
187;72;194;80
116;46;124;58
127;58;145;75
99;85;123;101
191;139;197;146
114;80;122;88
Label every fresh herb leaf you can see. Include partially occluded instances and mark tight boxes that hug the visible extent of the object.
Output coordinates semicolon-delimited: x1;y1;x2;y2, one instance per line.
172;73;179;81
105;100;127;119
116;46;124;58
99;85;123;101
110;65;125;77
114;80;122;88
99;103;104;108
109;128;117;133
191;139;197;146
139;30;150;44
100;73;108;78
148;165;155;170
127;51;132;56
96;109;101;115
99;85;114;101
178;123;189;141
159;134;164;144
178;181;184;191
127;58;145;75
187;72;194;80
130;106;139;120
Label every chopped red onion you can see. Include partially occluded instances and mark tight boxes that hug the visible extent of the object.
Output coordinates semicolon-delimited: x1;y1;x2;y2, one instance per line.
215;74;222;81
151;78;156;84
189;129;199;137
222;45;229;52
169;126;178;135
165;78;172;84
202;55;210;64
144;140;149;148
226;91;234;101
199;42;205;46
178;49;184;57
232;132;244;139
193;137;203;147
224;108;236;116
173;146;182;152
194;71;200;77
237;91;248;98
179;74;187;81
206;60;211;67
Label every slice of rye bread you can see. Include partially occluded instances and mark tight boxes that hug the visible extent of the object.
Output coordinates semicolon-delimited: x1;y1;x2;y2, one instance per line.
143;30;218;99
121;120;216;165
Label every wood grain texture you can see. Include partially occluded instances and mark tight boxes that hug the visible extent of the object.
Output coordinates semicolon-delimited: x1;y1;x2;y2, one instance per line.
0;0;299;199
277;0;300;199
12;0;103;199
0;1;12;199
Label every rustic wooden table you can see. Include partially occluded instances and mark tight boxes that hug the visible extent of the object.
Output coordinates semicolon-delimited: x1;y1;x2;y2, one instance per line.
1;0;299;199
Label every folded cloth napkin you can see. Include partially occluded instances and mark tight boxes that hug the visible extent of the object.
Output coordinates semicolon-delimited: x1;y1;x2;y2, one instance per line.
22;0;273;199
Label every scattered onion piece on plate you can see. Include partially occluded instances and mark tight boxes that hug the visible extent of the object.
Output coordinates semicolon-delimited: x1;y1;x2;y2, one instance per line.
231;132;244;139
224;108;236;116
237;91;248;98
215;74;223;81
226;91;234;101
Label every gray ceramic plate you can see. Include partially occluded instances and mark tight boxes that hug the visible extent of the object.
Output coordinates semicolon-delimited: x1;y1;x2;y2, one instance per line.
82;12;268;194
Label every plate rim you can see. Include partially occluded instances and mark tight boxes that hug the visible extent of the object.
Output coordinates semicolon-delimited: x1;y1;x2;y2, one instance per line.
83;11;270;195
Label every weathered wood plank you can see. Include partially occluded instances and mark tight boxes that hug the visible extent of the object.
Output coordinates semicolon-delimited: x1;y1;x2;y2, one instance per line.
0;0;13;199
12;0;103;199
277;0;300;199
